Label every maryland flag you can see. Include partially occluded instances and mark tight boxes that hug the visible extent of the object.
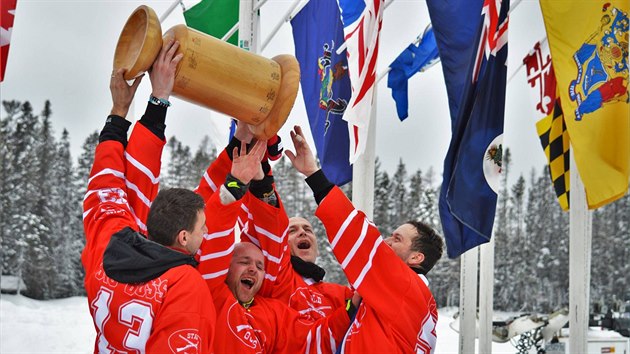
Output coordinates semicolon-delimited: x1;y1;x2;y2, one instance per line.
524;41;570;210
537;98;570;210
540;1;629;209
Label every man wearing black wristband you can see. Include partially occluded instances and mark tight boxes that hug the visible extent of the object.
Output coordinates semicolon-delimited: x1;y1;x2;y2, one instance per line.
192;122;351;353
82;38;220;353
286;125;445;354
221;126;359;354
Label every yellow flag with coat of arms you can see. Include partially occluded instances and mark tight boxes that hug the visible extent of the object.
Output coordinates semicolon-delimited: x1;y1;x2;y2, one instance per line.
540;0;629;209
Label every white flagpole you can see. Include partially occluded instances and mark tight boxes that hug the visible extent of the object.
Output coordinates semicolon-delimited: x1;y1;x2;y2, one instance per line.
351;88;377;217
238;0;260;53
568;148;592;353
459;248;479;353
478;237;495;354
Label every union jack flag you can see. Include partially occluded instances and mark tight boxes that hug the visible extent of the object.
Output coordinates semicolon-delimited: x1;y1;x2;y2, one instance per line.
337;0;384;163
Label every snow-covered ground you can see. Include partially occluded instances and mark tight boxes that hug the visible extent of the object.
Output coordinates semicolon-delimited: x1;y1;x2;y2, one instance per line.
0;294;524;353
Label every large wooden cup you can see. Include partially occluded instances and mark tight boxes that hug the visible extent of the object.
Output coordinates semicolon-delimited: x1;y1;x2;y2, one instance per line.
113;6;300;139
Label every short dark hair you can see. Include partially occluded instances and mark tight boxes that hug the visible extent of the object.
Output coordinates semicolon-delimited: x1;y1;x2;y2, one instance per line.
406;220;444;274
146;188;205;246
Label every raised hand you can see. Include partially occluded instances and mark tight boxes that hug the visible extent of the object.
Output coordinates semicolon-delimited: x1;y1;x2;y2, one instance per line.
231;139;267;184
110;68;143;117
285;125;318;177
149;38;183;100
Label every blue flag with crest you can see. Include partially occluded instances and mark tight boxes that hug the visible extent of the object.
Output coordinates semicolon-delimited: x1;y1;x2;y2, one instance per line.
291;0;352;186
387;25;439;121
427;0;509;258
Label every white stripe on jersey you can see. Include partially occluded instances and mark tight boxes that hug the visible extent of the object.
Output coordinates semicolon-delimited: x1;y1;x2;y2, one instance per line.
328;328;336;354
241;204;254;220
87;168;125;186
201;269;229;279
243;233;261;248
82;207;93;220
316;325;323;354
203;227;234;240
125;180;151;208
253;224;283;244
341;219;369;269
124;151;160;183
128;205;147;231
242;232;262;248
305;331;312;354
202;171;218;192
261;249;281;264
353;236;383;289
199;243;235;261
331;209;359;249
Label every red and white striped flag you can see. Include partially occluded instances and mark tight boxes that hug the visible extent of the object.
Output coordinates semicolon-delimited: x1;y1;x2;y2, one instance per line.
337;0;384;163
1;0;17;82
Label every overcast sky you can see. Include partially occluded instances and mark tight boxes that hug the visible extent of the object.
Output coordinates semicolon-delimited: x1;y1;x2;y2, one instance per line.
0;0;547;185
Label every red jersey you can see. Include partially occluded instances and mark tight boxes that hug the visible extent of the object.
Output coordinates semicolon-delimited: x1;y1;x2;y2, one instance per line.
123;123;164;233
316;187;439;354
240;192;353;327
197;190;350;354
194;148;231;201
82;127;215;353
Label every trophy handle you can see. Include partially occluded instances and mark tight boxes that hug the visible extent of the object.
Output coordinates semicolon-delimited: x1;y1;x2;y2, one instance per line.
113;5;162;80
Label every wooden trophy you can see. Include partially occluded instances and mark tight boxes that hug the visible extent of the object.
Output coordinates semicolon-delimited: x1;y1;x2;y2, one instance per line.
113;5;300;139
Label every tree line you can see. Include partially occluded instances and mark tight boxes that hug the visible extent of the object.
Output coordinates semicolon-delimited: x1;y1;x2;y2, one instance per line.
1;100;628;313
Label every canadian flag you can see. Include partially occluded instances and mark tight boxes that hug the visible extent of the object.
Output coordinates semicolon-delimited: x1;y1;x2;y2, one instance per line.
1;0;17;82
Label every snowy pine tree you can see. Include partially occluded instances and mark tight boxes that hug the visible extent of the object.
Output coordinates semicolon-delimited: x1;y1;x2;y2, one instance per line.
51;130;85;297
390;159;409;226
373;158;392;235
164;136;195;189
0;101;21;276
407;169;424;223
190;136;218;189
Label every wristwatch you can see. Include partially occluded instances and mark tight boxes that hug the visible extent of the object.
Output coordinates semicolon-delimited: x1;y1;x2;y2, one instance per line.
148;95;171;108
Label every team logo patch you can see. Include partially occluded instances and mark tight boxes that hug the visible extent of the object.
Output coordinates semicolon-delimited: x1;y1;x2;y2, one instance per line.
97;188;127;204
569;4;628;121
168;329;200;354
226;302;265;352
289;287;332;321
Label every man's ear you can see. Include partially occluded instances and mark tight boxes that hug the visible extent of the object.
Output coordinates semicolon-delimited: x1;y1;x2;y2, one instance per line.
408;251;425;268
175;229;188;248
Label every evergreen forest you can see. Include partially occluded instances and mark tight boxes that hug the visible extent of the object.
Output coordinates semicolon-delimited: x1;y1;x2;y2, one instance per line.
1;100;628;313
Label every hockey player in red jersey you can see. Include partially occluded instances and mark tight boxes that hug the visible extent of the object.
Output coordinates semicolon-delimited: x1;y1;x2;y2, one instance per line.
82;39;215;353
218;124;356;329
286;125;445;354
195;135;351;353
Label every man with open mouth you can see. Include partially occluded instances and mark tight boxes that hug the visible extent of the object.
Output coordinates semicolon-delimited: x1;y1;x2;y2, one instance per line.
194;128;351;353
286;125;445;354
